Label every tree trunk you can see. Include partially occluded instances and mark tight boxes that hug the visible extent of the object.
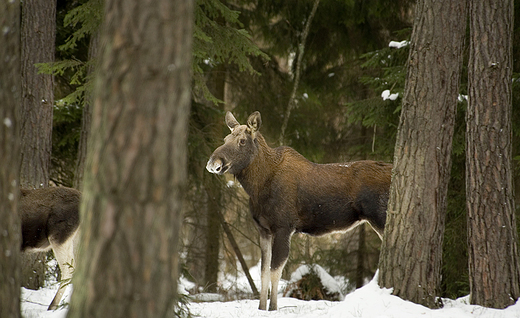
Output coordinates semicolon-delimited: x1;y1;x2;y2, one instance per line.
205;184;221;292
466;0;520;308
0;1;21;316
217;209;259;296
355;224;366;289
378;0;467;308
20;0;56;290
73;31;100;190
203;62;228;292
67;0;194;316
278;0;320;145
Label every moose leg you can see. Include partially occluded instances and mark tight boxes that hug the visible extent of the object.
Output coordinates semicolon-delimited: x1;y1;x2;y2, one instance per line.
268;229;292;311
258;233;272;310
47;234;76;310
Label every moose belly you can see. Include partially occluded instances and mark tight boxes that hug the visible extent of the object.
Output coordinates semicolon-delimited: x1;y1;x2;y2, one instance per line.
296;198;361;236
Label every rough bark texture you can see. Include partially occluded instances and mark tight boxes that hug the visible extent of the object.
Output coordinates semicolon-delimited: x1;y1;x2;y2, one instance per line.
19;0;56;290
467;0;520;308
67;0;194;316
378;0;467;308
0;1;21;316
20;0;55;188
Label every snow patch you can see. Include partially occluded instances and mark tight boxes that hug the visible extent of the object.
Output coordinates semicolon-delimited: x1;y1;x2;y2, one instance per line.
458;94;468;102
389;40;409;49
288;264;344;298
381;89;399;101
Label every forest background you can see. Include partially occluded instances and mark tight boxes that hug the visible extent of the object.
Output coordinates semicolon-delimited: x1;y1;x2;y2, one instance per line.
24;0;520;303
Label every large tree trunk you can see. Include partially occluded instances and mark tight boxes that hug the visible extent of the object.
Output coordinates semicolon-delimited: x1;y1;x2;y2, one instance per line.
20;0;56;290
378;0;467;308
0;1;21;317
466;0;520;308
67;0;194;316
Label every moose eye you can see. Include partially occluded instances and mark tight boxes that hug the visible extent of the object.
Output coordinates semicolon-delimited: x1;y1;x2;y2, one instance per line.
239;139;246;146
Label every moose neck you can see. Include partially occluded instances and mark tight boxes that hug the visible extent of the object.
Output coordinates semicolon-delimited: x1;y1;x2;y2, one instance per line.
235;133;279;198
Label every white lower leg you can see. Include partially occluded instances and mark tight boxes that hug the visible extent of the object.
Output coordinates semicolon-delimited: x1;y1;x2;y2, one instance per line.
48;236;75;310
258;235;272;310
268;265;285;311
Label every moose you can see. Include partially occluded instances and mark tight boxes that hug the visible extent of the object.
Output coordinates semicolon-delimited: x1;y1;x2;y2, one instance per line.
20;186;80;310
206;111;392;311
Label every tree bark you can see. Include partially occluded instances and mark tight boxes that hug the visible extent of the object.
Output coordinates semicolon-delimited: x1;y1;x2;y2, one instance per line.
67;0;194;316
0;1;21;316
466;0;520;308
20;0;57;290
378;0;467;308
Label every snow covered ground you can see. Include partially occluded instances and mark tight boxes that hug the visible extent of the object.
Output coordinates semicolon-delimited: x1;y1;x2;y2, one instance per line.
21;270;520;318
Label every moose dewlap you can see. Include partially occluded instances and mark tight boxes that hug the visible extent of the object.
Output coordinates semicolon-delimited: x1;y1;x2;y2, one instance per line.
206;111;391;311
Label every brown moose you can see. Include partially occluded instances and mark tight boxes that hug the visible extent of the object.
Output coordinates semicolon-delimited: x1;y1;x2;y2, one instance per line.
20;187;80;310
206;111;392;311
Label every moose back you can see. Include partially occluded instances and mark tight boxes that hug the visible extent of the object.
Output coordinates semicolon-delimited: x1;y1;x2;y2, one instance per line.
206;111;391;311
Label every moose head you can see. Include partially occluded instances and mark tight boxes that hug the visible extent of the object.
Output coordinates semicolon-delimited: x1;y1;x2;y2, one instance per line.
206;111;262;175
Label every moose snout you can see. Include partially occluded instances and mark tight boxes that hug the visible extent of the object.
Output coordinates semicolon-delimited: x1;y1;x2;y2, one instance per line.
206;157;228;174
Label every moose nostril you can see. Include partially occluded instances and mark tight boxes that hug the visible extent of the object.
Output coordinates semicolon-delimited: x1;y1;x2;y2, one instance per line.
206;157;226;174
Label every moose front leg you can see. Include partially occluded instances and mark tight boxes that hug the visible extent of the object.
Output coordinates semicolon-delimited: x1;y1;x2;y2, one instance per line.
258;233;272;310
268;229;292;311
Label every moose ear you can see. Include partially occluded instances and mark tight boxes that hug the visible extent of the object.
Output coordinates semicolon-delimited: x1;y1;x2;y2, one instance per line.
247;111;262;133
225;112;240;131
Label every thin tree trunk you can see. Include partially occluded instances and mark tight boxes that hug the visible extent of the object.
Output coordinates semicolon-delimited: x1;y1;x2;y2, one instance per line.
217;210;259;296
378;0;467;308
67;0;194;316
0;1;21;316
355;224;366;288
205;184;221;292
203;63;227;292
466;0;520;308
20;0;56;290
74;31;100;190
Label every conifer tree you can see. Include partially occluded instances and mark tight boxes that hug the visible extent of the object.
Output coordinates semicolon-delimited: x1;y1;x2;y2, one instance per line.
378;0;467;308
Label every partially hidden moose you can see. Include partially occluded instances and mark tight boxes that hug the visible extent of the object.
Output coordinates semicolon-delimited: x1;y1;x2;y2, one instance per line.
20;187;80;310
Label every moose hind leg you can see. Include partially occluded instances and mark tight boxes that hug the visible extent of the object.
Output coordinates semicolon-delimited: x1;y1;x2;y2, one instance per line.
47;233;76;310
268;230;292;311
258;233;272;310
